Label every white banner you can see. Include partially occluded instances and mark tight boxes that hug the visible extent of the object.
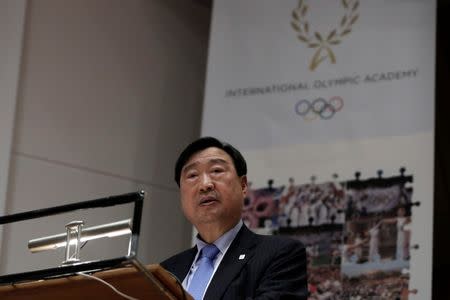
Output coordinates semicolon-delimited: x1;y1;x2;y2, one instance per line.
0;0;27;246
202;0;435;299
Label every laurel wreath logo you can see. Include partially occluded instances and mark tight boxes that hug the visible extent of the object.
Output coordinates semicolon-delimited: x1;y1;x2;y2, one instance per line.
291;0;359;71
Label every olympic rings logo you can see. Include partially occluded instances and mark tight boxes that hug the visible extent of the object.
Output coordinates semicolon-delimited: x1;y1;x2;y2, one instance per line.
295;96;344;120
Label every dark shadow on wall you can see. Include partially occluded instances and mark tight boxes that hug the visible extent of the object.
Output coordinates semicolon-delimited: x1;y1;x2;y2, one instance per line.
434;0;450;298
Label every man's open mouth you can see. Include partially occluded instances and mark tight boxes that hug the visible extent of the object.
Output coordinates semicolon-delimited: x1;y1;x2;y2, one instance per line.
200;196;218;205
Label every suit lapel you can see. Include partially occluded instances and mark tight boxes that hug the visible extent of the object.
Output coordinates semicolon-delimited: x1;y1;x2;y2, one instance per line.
204;225;258;300
171;247;197;283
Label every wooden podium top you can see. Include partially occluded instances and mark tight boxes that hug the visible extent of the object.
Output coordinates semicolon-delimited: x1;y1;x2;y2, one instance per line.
0;264;192;300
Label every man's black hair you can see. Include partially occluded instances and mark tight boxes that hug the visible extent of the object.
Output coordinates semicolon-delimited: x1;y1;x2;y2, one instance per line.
174;136;247;186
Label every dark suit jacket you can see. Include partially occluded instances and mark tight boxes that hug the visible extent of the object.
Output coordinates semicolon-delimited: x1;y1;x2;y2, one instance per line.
160;225;308;300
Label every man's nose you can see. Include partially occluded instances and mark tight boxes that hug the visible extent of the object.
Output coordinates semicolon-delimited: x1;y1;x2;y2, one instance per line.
199;173;214;192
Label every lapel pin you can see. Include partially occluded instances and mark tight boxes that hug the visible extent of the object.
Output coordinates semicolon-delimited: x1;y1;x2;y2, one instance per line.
239;254;245;260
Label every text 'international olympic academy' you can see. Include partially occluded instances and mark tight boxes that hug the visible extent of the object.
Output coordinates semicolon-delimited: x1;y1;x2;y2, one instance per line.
224;68;418;98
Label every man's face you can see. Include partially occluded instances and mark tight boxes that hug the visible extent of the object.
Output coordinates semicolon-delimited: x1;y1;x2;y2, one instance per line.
179;147;247;230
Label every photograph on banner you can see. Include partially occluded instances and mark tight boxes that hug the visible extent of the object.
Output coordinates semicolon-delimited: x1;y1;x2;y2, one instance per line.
242;181;284;234
282;224;344;299
242;171;413;299
243;179;346;232
341;174;413;299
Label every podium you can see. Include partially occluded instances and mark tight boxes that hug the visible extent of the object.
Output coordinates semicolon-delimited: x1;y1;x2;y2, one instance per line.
0;264;193;300
0;192;191;299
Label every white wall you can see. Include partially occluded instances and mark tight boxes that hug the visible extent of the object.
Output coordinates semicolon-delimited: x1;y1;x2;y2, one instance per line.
0;0;209;275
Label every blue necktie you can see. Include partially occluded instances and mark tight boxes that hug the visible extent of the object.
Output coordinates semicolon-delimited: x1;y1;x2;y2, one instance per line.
188;244;220;300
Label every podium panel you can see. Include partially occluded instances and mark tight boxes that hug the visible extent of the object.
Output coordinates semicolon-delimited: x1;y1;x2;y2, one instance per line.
0;264;192;300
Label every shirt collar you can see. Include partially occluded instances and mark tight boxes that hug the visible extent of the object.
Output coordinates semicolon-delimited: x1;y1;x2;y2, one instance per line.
195;220;243;255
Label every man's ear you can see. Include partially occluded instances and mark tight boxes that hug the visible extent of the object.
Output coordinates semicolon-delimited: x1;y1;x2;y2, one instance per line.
240;175;248;195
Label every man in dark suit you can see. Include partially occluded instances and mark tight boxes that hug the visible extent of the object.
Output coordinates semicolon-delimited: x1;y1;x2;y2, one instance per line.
161;137;307;300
